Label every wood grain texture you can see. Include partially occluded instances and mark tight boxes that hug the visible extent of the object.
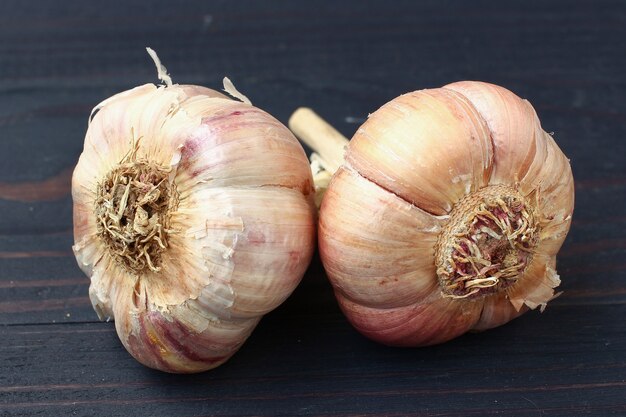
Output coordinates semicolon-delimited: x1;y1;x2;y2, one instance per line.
0;0;625;415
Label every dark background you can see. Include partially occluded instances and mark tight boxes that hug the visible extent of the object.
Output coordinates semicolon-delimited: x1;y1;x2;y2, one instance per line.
1;1;625;416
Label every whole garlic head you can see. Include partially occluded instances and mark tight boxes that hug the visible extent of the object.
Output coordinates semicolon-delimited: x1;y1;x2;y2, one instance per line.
318;81;574;346
72;83;316;372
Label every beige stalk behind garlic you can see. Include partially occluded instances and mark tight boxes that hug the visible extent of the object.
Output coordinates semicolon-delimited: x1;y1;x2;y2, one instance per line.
73;58;316;372
289;81;574;346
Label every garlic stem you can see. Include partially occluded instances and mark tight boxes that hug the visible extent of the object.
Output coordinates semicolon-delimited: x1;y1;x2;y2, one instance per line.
288;108;349;175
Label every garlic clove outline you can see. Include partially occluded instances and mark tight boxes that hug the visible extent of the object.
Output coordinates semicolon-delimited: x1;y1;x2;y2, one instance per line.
336;291;483;347
445;81;545;187
346;88;493;215
320;166;442;309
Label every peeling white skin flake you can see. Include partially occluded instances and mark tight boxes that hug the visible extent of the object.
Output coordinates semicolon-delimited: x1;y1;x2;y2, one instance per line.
146;47;173;87
222;77;252;105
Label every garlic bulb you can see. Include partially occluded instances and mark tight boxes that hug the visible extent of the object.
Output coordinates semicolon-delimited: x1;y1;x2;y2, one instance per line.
291;81;574;346
73;82;316;372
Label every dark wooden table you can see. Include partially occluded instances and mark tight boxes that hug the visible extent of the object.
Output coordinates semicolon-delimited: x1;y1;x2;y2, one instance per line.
1;1;625;416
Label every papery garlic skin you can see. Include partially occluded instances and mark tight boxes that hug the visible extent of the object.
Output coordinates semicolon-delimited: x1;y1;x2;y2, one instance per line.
73;84;316;372
319;81;574;346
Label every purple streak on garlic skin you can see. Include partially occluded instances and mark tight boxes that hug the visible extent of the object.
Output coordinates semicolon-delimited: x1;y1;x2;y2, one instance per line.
337;292;483;347
72;83;316;372
121;308;256;373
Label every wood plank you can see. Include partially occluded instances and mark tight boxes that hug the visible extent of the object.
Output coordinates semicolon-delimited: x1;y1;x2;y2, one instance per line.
1;303;625;416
